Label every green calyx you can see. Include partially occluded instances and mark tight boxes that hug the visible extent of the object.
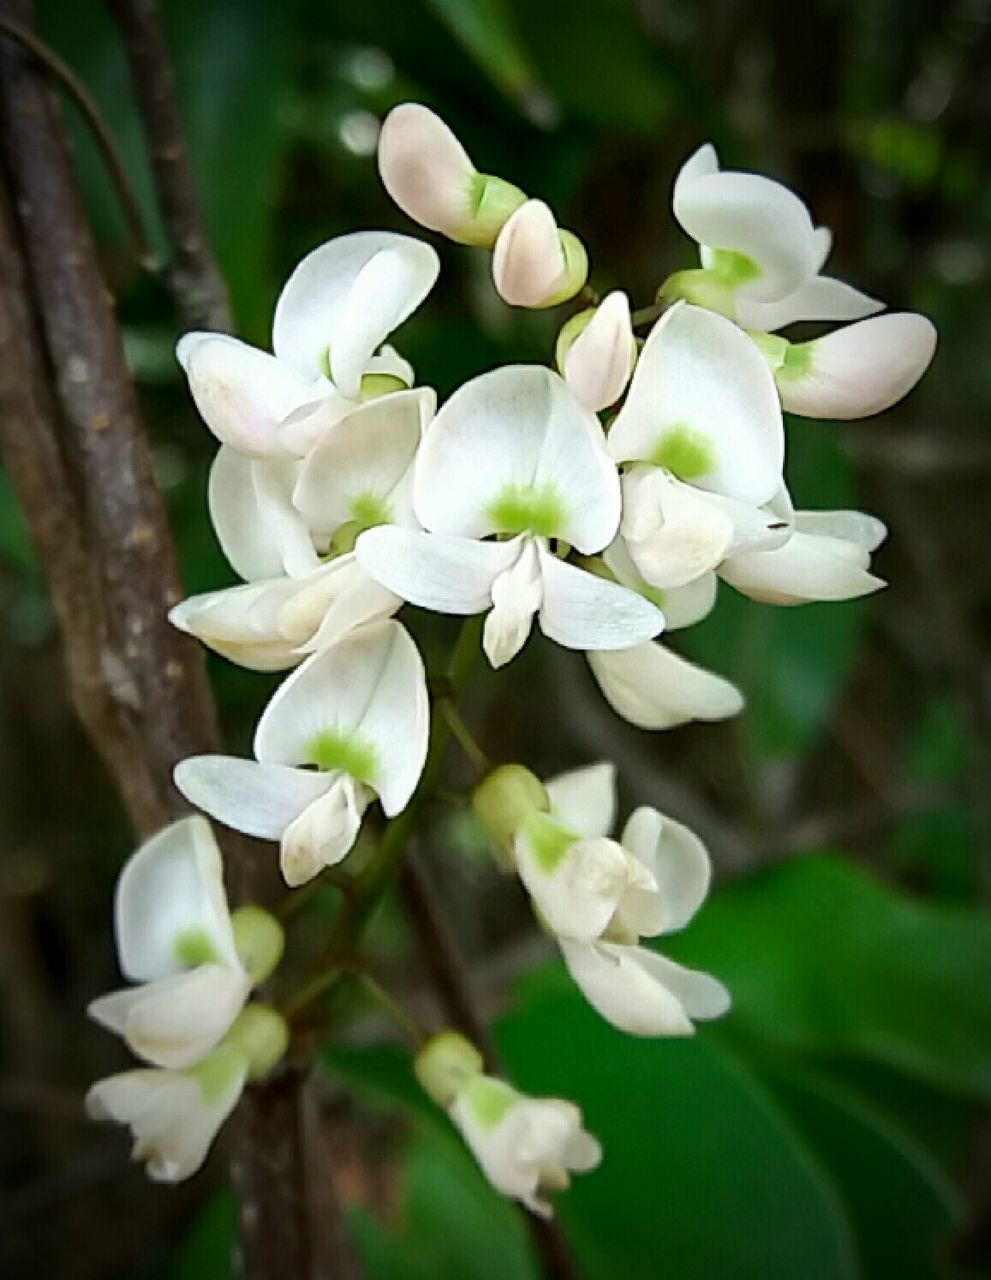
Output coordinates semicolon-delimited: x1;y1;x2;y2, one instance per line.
454;173;527;248
520;810;576;874
231;906;285;986
537;230;589;309
487;483;565;537
472;764;549;852
461;1075;518;1130
554;306;595;373
650;424;715;481
186;1043;246;1103
414;1031;484;1107
748;330;812;382
173;926;218;968
307;729;378;783
222;1004;289;1082
359;373;408;401
658;269;736;318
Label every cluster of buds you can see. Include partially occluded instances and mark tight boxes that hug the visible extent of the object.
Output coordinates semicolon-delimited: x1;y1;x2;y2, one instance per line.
86;103;935;1212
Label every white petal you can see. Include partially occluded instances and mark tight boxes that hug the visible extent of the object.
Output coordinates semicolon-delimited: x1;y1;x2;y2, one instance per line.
280;776;367;885
272;232;439;396
86;1058;245;1183
170;579;304;672
720;530;886;604
601;538;717;630
736;274;884;332
114;817;238;982
208;449;319;581
537;547;665;652
673;151;818;301
179;333;325;456
365;344;415;385
559;941;693;1035
608;303;784;505
174;756;333;839
563;291;636;411
377;103;477;236
620;468;736;590
795;509;887;552
517;831;632;942
618;807;711;935
673;142;719;196
356;526;521;613
293;562;402;655
776;313;936;419
587;641;743;730
254;620;429;816
414;365;620;553
88;966;249;1069
633;948;731;1020
492;200;566;308
293;388;434;533
545;762;617;840
250;457;323;578
483;538;543;668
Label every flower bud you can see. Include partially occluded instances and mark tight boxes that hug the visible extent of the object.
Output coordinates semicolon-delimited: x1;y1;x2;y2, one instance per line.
414;1030;484;1107
377;103;525;247
223;1004;289;1081
230;906;285;986
558;291;636;411
492;200;588;308
472;764;549;852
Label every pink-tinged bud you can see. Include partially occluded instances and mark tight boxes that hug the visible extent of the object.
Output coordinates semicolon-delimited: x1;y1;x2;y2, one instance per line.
560;291;636;411
492;200;588;309
773;312;936;419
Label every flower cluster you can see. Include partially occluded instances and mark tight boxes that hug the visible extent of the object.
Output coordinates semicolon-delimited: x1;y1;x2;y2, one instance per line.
86;103;935;1213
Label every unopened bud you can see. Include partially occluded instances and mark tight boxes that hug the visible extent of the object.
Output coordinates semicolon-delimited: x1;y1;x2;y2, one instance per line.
492;200;588;309
472;764;549;852
231;906;285;986
558;291;636;411
223;1004;289;1081
414;1030;484;1107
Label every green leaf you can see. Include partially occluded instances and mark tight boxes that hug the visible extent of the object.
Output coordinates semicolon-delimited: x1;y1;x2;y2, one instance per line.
764;1067;962;1280
172;1189;235;1280
420;0;544;115
666;855;991;1098
496;975;858;1280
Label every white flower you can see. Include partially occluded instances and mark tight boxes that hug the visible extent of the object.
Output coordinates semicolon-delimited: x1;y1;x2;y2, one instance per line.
720;509;887;604
170;554;400;672
672;144;881;330
607;302;785;506
559;939;730;1036
178;231;437;455
86;1044;247;1184
377;103;526;247
559;291;636;412
355;366;663;668
764;313;937;419
491;200;588;309
175;621;429;886
87;818;250;1070
449;1074;601;1216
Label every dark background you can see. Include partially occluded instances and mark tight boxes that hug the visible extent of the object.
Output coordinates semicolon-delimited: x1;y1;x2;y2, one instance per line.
3;0;991;1276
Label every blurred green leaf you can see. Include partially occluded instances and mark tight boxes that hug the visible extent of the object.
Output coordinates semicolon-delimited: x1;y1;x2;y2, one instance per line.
172;1189;235;1280
765;1067;962;1279
667;855;991;1099
421;0;543;113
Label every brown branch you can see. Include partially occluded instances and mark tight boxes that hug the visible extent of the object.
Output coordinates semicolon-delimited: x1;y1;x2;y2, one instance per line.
401;842;582;1280
105;0;231;331
0;6;347;1278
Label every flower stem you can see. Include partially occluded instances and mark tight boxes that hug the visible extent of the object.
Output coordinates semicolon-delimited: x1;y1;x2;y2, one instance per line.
439;698;490;775
352;971;424;1048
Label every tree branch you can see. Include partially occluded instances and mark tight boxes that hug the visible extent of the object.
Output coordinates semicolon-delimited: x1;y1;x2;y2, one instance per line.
105;0;231;331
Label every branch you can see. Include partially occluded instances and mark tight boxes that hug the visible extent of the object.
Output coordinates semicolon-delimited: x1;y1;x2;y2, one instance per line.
105;0;232;331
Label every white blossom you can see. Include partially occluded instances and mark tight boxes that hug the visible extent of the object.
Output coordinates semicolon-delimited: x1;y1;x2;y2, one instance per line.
491;199;588;309
560;291;636;412
175;621;429;885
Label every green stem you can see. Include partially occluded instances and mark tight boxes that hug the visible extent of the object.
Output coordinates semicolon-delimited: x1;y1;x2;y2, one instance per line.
439;699;490;775
352;971;424;1048
630;300;666;328
287;616;482;1022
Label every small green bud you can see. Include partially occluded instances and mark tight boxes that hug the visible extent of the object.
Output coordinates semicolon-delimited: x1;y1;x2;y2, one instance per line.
414;1030;484;1107
223;1004;289;1081
472;764;549;852
455;173;528;248
231;906;285;986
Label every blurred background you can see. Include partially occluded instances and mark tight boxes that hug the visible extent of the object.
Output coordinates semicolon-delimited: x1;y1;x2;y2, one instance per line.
3;0;991;1276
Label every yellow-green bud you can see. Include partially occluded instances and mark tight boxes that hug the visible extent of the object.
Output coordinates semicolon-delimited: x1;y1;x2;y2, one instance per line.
231;906;285;986
223;1004;289;1081
472;764;549;852
414;1031;484;1107
554;307;596;374
455;173;528;248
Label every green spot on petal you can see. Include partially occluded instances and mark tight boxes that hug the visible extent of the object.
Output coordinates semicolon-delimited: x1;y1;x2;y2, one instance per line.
307;729;378;784
522;811;577;874
650;424;715;481
708;248;761;285
173;926;218;968
776;341;813;381
487;483;565;537
349;491;392;531
463;1075;519;1131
